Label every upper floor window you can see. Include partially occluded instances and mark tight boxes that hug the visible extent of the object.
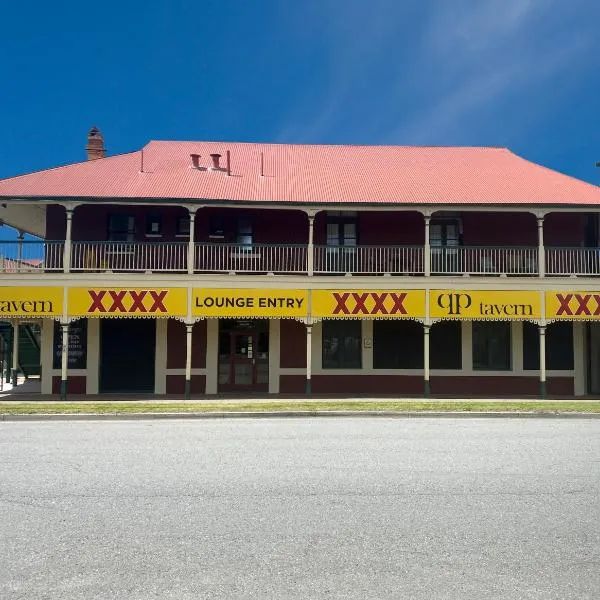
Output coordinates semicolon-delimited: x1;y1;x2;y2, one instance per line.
145;214;162;236
108;215;135;242
236;218;253;246
326;211;358;247
176;216;190;236
430;219;460;247
209;216;225;239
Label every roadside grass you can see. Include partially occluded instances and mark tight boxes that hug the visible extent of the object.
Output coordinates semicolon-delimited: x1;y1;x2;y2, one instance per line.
1;401;600;415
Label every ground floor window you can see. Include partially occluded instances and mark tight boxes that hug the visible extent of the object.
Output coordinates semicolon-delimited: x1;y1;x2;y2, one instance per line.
430;321;462;369
523;322;574;370
472;321;511;371
322;320;361;369
373;320;422;369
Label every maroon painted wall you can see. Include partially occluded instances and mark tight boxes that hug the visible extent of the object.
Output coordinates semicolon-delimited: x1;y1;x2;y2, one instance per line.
52;376;86;394
46;204;588;248
280;320;306;368
166;375;206;394
166;319;207;369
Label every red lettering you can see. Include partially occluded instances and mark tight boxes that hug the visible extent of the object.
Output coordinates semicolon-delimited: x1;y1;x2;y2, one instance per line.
371;293;388;315
351;293;369;315
556;294;573;316
389;293;407;315
129;290;148;313
574;294;591;316
108;290;127;313
148;290;168;313
333;293;350;315
88;290;107;313
594;295;600;316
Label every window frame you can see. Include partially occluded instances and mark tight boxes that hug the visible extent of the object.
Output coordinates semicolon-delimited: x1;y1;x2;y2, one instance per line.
107;214;136;242
472;321;512;371
322;320;362;370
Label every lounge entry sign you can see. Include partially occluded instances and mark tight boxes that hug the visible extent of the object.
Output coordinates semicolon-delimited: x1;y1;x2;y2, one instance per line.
193;288;308;318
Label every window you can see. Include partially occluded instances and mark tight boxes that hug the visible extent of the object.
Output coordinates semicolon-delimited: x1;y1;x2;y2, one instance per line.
430;219;461;247
430;322;462;369
176;216;190;236
374;321;422;369
209;216;225;238
145;214;162;236
472;322;511;370
523;322;574;370
236;218;253;246
108;215;135;241
326;211;358;247
322;320;361;369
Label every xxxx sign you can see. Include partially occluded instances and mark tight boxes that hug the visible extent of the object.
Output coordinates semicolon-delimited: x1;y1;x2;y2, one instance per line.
312;290;425;319
67;288;187;317
546;292;600;319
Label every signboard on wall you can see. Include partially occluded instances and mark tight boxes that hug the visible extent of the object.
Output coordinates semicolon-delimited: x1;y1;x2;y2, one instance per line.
193;288;308;318
53;319;87;369
546;291;600;320
311;290;426;318
67;288;187;317
0;287;62;317
430;290;541;320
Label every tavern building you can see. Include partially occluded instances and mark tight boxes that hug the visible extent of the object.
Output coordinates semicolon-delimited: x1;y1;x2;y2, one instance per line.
1;129;600;398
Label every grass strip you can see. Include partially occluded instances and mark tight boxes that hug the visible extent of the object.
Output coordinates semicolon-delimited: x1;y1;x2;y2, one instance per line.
1;401;600;415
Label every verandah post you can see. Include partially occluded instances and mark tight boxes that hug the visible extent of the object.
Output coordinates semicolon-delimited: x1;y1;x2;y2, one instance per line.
60;322;69;401
11;320;20;386
184;322;193;399
539;324;547;398
423;324;431;397
305;322;313;394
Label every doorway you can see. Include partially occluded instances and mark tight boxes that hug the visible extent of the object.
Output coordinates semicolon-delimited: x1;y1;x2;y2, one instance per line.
100;319;156;393
218;320;269;392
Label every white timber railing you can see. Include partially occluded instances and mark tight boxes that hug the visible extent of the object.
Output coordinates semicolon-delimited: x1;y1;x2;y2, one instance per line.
430;246;538;275
0;240;64;272
546;247;600;276
193;243;308;273
314;245;424;274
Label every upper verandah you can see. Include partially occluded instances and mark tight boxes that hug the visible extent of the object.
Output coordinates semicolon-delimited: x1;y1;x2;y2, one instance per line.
0;136;599;207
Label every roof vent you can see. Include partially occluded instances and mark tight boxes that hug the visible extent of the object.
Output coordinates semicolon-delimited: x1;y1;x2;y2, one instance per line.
210;153;223;171
190;153;201;169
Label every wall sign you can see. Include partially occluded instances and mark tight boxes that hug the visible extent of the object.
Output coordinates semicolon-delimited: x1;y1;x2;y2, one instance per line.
430;290;541;320
546;291;600;319
193;288;308;318
0;287;62;317
53;319;87;369
68;288;187;317
311;290;426;318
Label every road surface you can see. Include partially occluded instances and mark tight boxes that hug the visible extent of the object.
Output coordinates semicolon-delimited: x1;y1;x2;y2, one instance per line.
1;418;599;599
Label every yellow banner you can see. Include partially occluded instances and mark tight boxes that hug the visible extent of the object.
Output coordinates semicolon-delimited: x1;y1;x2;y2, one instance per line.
0;286;63;317
430;290;540;319
546;291;600;319
68;287;187;317
193;288;308;318
312;290;426;318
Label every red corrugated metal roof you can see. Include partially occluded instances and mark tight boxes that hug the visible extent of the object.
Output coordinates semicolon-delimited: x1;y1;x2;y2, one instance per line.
0;141;598;206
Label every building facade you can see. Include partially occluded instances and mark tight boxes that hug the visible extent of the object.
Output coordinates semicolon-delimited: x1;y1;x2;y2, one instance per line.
1;130;600;398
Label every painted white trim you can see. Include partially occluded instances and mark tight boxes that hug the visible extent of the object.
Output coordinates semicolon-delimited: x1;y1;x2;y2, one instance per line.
512;321;523;372
86;318;99;394
462;321;473;371
165;368;208;376
205;319;219;394
154;319;167;394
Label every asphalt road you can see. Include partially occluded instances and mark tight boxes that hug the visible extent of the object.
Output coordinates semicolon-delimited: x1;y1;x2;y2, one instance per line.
1;418;599;600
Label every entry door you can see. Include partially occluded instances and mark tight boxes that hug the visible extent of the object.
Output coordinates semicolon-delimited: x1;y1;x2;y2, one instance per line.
231;333;256;388
218;329;268;391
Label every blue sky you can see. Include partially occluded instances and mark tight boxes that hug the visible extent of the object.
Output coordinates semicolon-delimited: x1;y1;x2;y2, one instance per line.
0;0;599;185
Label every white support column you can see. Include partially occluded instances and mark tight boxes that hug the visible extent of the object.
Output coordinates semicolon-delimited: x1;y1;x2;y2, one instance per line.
362;319;374;371
462;321;473;371
512;321;524;373
424;215;431;277
187;209;197;275
305;322;313;394
205;319;219;394
537;216;545;278
154;319;167;395
60;322;69;400
63;208;74;274
268;319;280;394
307;213;315;276
424;324;431;396
86;319;100;394
184;322;193;398
11;320;20;386
539;325;547;398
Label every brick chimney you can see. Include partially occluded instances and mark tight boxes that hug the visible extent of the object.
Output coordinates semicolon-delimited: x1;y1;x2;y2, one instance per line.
85;126;105;160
